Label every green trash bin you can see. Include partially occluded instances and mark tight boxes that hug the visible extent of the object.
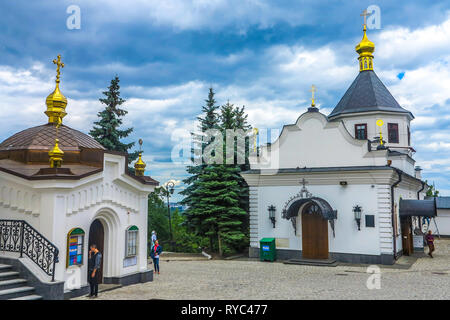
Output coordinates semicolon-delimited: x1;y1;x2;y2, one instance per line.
260;238;276;262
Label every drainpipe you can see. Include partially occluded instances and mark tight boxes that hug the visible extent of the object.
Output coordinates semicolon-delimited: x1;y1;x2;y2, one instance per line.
391;168;402;260
417;181;425;200
417;181;426;232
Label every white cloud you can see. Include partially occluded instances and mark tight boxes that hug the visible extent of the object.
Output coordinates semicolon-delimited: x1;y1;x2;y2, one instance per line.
375;13;450;66
88;0;315;31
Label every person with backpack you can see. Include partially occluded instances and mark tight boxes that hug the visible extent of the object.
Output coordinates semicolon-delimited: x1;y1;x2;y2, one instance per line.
150;240;162;274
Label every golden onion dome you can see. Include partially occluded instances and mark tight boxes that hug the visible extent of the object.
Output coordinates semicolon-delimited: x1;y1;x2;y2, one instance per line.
355;25;375;72
45;55;68;124
48;138;64;168
134;152;146;176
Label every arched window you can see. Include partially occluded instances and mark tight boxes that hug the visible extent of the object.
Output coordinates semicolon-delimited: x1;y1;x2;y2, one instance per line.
125;226;139;257
67;228;85;267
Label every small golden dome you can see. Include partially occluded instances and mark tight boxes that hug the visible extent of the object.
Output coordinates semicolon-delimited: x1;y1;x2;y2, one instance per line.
45;55;68;124
134;152;146;176
355;25;375;72
48;138;64;168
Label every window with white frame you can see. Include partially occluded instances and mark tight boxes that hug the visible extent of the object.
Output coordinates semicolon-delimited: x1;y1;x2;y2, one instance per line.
125;225;139;257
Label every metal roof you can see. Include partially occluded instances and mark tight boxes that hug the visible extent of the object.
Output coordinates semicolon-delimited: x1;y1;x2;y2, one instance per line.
399;199;437;217
425;196;450;209
328;70;413;119
0;124;105;151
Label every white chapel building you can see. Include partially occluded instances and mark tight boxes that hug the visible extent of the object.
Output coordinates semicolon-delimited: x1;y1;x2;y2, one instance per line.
242;25;437;265
0;56;158;299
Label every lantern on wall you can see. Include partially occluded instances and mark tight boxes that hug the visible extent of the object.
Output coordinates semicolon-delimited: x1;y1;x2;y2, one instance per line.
268;205;276;228
353;205;362;231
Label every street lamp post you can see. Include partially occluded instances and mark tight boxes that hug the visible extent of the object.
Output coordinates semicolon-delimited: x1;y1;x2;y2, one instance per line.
165;181;175;242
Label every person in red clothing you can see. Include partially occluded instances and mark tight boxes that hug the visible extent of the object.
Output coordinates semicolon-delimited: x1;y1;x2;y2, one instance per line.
425;230;435;258
150;240;162;274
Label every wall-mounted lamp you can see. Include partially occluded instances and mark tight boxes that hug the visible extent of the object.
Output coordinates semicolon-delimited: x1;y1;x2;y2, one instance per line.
353;205;362;231
268;205;276;228
339;181;348;186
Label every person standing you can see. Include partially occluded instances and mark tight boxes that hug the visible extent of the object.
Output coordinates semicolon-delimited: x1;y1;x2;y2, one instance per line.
425;230;435;258
150;240;162;274
88;244;102;297
151;230;157;246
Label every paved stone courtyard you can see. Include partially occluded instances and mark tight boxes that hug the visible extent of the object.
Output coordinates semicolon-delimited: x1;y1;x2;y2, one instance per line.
75;239;450;300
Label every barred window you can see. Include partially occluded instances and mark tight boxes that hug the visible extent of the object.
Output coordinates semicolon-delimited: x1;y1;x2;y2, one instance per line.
67;228;85;267
125;226;139;257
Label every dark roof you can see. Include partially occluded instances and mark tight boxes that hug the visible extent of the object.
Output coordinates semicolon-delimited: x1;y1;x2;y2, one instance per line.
328;70;413;119
399;199;437;217
425;196;450;209
0;124;105;151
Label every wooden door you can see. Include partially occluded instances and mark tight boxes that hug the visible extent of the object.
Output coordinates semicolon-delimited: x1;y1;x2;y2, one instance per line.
400;216;414;256
301;204;329;259
88;219;104;283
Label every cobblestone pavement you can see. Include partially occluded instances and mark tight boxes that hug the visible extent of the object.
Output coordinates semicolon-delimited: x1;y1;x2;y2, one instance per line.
75;239;450;300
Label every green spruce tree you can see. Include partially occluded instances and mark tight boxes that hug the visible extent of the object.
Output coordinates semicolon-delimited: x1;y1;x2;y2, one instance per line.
180;88;220;250
90;76;138;165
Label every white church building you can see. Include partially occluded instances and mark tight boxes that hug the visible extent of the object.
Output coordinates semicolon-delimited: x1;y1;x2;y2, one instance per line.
242;25;437;265
0;56;158;299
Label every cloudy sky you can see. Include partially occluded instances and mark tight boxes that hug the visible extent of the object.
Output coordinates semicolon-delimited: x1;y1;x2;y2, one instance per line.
1;0;450;200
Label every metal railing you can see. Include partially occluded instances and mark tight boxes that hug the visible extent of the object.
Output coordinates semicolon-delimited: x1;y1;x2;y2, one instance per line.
0;219;59;281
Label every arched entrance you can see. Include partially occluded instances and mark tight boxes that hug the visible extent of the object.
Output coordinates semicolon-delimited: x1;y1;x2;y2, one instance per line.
282;195;337;260
301;203;329;259
88;219;104;283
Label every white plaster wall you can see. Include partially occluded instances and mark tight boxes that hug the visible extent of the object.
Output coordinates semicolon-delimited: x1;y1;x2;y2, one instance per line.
431;209;450;236
340;113;411;149
0;153;155;288
0;177;42;230
256;184;381;255
252;111;389;171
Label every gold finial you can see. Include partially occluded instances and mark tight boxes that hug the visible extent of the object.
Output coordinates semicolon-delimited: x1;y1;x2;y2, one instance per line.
253;128;258;152
376;119;384;146
53;54;65;84
45;54;68;124
134;152;146;176
48;138;64;168
310;85;317;107
356;10;375;72
360;9;369;27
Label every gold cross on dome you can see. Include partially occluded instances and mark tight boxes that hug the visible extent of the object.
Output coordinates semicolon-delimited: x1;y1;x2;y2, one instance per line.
360;9;370;26
52;54;65;83
310;85;316;106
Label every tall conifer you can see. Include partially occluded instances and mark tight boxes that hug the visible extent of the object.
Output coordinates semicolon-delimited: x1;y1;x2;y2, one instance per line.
90;76;138;164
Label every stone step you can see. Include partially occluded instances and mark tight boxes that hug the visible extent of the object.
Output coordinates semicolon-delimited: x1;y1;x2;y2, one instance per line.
0;278;28;291
0;286;35;300
284;258;338;267
0;264;13;271
9;294;43;300
0;271;20;280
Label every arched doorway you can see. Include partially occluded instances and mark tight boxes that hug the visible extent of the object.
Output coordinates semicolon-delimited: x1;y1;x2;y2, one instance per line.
301;203;329;259
88;219;104;283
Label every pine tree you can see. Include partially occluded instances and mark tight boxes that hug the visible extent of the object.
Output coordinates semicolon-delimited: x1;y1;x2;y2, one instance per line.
181;90;252;255
90;76;138;165
180;88;220;250
192;165;247;256
219;103;251;252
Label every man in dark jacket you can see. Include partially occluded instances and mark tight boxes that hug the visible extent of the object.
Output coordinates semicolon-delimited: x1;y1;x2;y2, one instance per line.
88;244;102;297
